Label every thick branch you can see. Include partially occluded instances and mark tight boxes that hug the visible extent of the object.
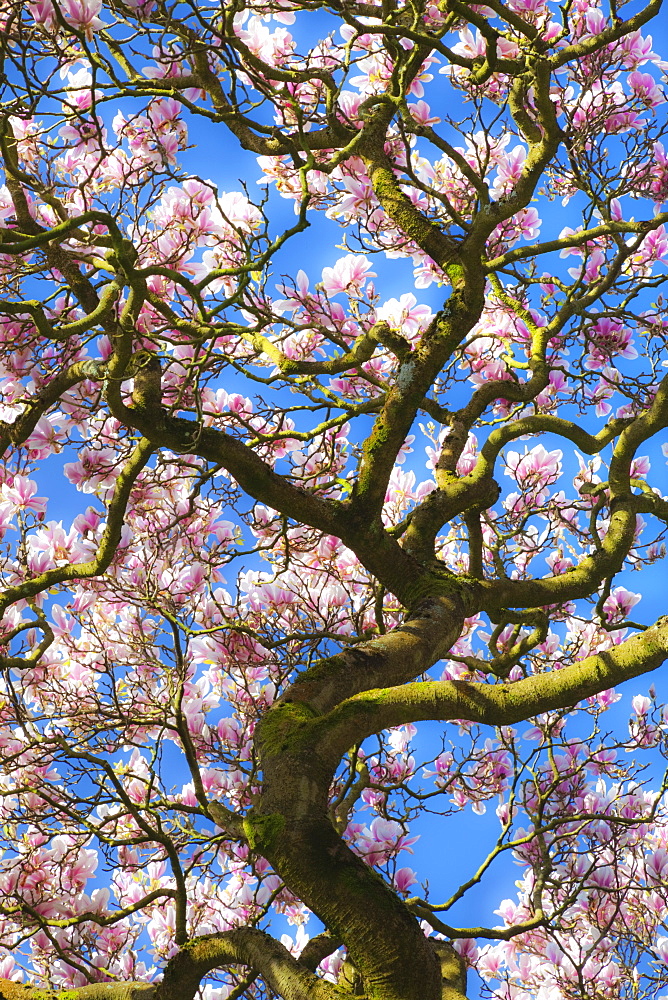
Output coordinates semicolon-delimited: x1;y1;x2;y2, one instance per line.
0;359;107;456
551;0;663;68
103;398;445;603
299;934;343;972
157;929;349;1000
362;145;461;270
275;587;480;716
310;617;668;767
0;984;155;1000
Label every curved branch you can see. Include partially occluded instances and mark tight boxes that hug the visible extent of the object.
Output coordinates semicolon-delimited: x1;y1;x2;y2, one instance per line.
0;983;156;1000
0;359;107;456
475;413;632;477
309;617;668;770
156;929;350;1000
551;0;663;68
485;212;668;270
362;145;461;271
250;320;391;377
401;472;500;563
274;586;480;716
103;396;440;603
299;933;343;972
0;436;153;616
349;308;481;523
401;410;627;564
497;376;668;606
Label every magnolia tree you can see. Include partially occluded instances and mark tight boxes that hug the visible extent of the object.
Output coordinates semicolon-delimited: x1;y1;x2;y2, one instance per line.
3;0;668;998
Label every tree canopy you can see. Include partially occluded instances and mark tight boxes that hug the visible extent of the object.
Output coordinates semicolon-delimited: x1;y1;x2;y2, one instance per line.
1;0;668;998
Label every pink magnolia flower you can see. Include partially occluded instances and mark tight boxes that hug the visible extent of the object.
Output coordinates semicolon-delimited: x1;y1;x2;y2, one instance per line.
406;54;438;98
645;849;668;885
147;903;178;958
65;846;99;890
280;925;309;958
570;79;634;134
376;293;432;342
631;694;652;716
0;477;47;518
628;70;665;108
586;367;621;417
356;818;419;866
585;317;638;369
617;30;660;70
0;955;18;980
25;414;67;459
61;66;100;114
546;549;575;575
476;945;504;981
212;188;262;235
505;445;563;495
336;90;364;128
491;207;541;248
491;145;527;198
64;446;119;494
568;248;606;283
330;172;377;220
234;15;295;67
393;867;418;893
603;587;641;623
586;748;618;775
387;724;417;754
0;184;16;228
60;0;105;38
626;224;668;272
631;455;652;479
407;100;440;125
321;254;376;295
27;520;90;570
28;0;57;29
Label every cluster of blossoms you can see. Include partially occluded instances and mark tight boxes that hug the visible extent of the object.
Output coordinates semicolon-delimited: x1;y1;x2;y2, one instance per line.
473;736;668;1000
